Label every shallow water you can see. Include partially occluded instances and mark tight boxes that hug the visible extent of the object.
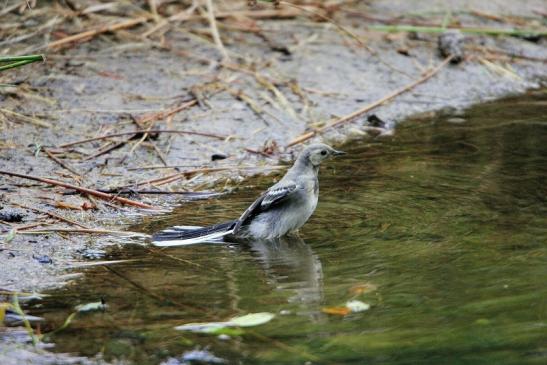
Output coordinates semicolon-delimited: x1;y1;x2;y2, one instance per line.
37;92;546;364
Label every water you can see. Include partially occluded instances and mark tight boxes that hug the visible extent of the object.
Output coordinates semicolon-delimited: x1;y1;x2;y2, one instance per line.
37;92;546;364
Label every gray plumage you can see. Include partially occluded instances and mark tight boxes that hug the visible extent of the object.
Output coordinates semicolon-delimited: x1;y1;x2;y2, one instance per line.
152;143;344;246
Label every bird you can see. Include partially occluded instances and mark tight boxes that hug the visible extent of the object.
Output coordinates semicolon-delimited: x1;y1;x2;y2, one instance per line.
152;143;345;246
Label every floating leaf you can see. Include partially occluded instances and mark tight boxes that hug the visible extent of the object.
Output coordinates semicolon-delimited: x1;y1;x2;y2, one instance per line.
175;312;275;333
75;301;107;312
228;312;275;327
174;322;227;333
321;306;351;316
346;300;370;313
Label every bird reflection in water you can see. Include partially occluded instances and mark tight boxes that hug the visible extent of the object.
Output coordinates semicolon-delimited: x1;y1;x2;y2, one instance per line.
244;236;324;312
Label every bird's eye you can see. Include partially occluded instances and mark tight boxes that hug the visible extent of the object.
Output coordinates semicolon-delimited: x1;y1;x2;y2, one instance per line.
320;150;327;156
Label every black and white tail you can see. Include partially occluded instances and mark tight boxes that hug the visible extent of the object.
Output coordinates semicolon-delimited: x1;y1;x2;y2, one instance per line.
151;220;237;246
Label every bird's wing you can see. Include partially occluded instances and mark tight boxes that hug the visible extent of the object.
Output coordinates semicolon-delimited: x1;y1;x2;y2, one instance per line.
233;182;298;234
260;183;298;209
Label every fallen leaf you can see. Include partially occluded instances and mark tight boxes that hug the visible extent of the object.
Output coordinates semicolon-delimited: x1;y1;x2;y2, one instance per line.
321;306;350;316
175;312;275;333
346;300;370;313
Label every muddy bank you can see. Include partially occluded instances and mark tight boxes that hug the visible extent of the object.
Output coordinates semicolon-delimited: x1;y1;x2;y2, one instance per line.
0;0;546;318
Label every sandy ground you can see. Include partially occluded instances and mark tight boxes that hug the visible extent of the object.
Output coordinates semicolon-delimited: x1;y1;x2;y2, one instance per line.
0;0;546;362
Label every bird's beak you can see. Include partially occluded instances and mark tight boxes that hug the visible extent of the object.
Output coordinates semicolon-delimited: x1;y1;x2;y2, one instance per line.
332;149;346;156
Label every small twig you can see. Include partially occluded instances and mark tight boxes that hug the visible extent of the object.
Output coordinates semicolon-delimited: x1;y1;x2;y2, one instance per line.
245;148;275;158
47;17;149;49
82;139;131;161
134;99;197;125
14;203;90;229
63;260;136;269
148;142;170;167
58;129;226;149
287;55;454;147
0;170;158;210
126;165;202;171
43;148;80;175
142;2;199;38
7;222;49;231
120;125;152;164
93;189;222;197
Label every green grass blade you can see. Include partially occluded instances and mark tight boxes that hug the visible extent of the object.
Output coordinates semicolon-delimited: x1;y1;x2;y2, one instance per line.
0;55;44;63
0;55;44;72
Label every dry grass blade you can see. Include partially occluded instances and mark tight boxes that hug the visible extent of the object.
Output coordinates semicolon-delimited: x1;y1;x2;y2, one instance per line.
82;138;131;161
205;0;229;61
478;58;522;80
15;203;90;229
135;99;197;125
0;108;51;128
64;259;138;268
254;73;298;120
47;17;149;49
58;129;226;149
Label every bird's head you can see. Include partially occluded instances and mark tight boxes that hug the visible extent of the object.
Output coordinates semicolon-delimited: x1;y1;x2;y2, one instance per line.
299;143;346;166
